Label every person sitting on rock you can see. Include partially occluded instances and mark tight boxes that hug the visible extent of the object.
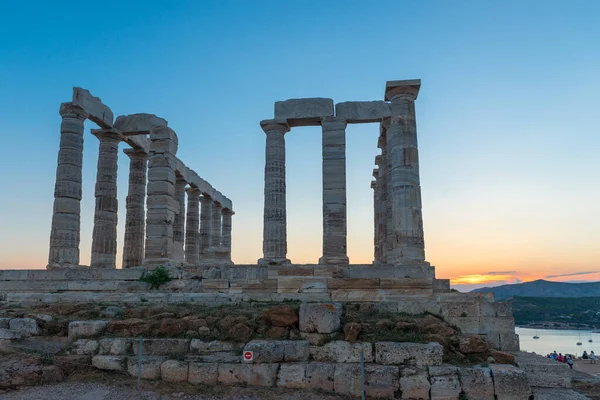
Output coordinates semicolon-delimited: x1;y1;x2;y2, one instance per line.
567;356;574;369
583;351;589;360
552;351;558;360
591;351;596;364
558;353;564;363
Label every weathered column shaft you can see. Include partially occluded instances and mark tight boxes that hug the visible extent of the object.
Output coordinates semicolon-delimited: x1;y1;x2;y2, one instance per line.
122;149;147;268
386;81;425;263
48;103;88;269
210;202;223;248
371;180;379;263
185;188;200;264
90;130;121;269
259;119;290;265
319;117;349;265
173;177;187;262
199;195;213;258
379;124;392;263
221;208;233;260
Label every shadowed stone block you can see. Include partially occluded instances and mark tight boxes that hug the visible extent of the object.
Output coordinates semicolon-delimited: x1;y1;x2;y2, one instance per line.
72;87;114;128
114;113;167;133
274;98;334;126
458;367;494;400
375;342;443;366
489;364;532;400
335;101;391;123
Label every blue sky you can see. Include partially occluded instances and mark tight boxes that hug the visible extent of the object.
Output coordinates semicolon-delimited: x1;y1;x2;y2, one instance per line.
0;1;598;289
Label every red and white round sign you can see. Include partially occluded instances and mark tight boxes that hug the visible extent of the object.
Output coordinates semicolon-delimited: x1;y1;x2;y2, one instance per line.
243;351;254;361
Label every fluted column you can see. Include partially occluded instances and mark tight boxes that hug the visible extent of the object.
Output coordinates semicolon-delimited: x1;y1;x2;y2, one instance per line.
258;119;291;265
185;187;200;264
210;202;223;249
385;80;425;264
371;180;379;264
221;208;233;261
319;117;349;265
199;194;213;259
122;149;147;268
173;177;187;263
379;122;392;263
90;129;121;269
374;154;385;264
48;103;89;269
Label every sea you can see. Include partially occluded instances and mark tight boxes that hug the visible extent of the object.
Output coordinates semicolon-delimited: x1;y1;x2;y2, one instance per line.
516;327;600;357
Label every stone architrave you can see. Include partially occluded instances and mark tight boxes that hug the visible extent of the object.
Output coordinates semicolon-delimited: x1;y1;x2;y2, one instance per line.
319;117;349;265
90;129;121;269
221;208;233;262
173;177;187;263
48;103;89;269
199;194;212;259
122;149;147;268
258;119;291;265
385;79;426;264
184;187;201;265
144;126;179;266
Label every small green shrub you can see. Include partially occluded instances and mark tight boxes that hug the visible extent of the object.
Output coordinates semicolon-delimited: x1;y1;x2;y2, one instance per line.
140;266;172;289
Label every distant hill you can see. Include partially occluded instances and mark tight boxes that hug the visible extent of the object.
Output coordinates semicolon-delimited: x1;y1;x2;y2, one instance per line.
471;279;600;300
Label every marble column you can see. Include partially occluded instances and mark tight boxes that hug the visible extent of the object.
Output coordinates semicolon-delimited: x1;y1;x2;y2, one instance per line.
221;208;233;261
258;119;290;265
379;122;392;263
199;194;213;259
385;80;425;264
210;201;223;249
319;116;349;265
90;129;121;269
48;103;88;269
374;154;385;264
371;180;379;264
173;177;187;263
122;149;147;268
184;187;200;264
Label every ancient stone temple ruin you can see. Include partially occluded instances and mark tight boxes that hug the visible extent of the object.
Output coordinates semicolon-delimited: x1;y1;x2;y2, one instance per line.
47;88;234;269
0;79;519;353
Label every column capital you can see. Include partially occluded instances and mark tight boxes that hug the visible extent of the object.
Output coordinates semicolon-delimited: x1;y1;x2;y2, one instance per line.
222;208;235;216
91;128;122;141
373;168;379;178
260;118;290;134
123;148;148;159
371;180;377;189
59;102;88;120
321;116;347;129
384;79;421;101
375;155;382;166
185;187;201;197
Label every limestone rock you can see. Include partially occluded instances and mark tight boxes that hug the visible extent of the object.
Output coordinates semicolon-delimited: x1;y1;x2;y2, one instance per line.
0;328;22;340
189;340;238;353
0;318;10;328
532;387;591;400
299;303;342;333
249;363;279;387
429;365;461;400
310;341;373;363
9;318;41;337
375;342;443;366
277;363;306;389
364;365;400;398
133;339;190;356
188;362;218;385
160;360;189;383
306;362;335;391
218;363;252;385
228;323;253;342
459;335;490;353
333;363;362;397
127;356;166;380
335;101;391;123
68;320;108;339
400;367;430;400
458;367;494;400
71;339;99;355
490;349;515;364
243;340;283;363
114;113;167;134
98;338;132;355
92;355;126;371
106;319;150;336
344;322;362;343
300;332;328;346
489;364;532;400
261;305;298;327
72;87;114;128
274;97;334;126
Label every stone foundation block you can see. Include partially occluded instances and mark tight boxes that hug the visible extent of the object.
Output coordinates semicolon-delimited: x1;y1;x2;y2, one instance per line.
0;318;9;328
9;318;41;336
188;362;218;385
250;363;279;387
68;320;108;339
365;365;400;398
92;355;126;371
400;367;430;400
133;339;190;355
333;363;362;397
532;387;590;400
310;341;373;363
71;339;99;355
306;362;335;392
218;363;253;385
0;328;22;340
243;340;284;363
375;342;443;366
283;340;310;361
190;340;238;353
98;338;132;355
299;303;342;333
458;367;494;400
429;365;461;400
185;352;240;363
514;352;571;388
300;332;328;346
277;363;306;389
160;360;189;383
127;356;166;380
489;364;532;400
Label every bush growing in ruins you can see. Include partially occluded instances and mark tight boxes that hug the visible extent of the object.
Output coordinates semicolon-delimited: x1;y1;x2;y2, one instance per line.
140;266;171;289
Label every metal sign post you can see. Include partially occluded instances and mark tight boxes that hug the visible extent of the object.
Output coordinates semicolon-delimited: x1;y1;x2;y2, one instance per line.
137;336;143;391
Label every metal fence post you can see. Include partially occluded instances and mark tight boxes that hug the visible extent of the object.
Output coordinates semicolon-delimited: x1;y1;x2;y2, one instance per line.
360;350;365;400
137;336;143;391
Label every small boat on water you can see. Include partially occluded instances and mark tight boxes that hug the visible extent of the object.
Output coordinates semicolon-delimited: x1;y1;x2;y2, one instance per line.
589;339;593;343
533;335;540;339
577;342;583;346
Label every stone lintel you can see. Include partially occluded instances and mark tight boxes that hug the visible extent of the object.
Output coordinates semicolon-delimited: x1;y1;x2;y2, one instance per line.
274;98;334;127
384;79;421;101
114;113;168;134
125;135;150;154
335;101;391;123
72;87;114;128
